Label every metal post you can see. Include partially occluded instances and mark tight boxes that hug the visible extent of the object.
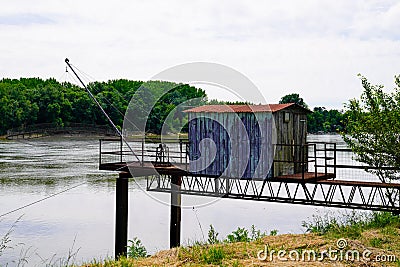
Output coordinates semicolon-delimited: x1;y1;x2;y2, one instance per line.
314;143;317;178
120;136;123;163
99;139;102;166
301;145;305;181
170;175;182;248
141;138;144;166
115;174;129;258
179;139;183;164
324;143;328;175
185;143;189;170
333;143;337;179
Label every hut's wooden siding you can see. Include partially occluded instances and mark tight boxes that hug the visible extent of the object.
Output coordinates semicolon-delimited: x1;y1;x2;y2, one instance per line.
272;106;308;176
187;104;309;179
188;112;274;179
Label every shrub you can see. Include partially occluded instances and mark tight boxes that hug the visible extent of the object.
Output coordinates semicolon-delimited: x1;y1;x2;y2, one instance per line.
302;211;400;238
269;229;278;236
201;246;225;265
208;224;219;244
225;227;250;243
127;237;147;259
250;225;267;241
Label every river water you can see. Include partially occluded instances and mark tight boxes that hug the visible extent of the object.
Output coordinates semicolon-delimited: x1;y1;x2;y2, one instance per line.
0;134;356;266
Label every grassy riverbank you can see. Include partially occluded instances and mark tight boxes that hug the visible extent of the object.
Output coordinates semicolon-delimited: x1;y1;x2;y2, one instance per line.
82;212;400;267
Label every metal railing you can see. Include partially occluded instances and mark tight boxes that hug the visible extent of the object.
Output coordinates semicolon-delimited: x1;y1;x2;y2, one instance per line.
99;139;338;181
271;142;336;180
99;137;189;167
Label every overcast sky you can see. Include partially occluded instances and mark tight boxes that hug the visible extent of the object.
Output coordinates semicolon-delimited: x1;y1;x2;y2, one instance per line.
1;0;400;109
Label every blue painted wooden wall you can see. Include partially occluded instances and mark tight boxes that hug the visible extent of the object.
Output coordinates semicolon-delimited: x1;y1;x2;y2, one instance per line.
188;112;274;179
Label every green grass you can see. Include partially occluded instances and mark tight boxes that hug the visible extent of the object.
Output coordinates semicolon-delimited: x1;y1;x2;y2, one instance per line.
64;213;400;266
302;211;400;239
201;246;225;265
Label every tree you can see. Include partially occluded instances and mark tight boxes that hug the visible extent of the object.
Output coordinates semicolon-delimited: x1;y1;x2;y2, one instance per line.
279;93;308;108
0;78;207;135
307;107;344;133
343;74;400;182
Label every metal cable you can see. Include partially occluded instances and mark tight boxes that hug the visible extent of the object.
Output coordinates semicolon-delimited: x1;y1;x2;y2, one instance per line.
65;65;142;132
0;182;87;218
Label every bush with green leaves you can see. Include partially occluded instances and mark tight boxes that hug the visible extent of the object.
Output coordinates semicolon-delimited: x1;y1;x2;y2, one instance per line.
207;225;271;244
269;229;278;236
250;224;268;240
225;227;250;243
207;224;219;244
302;211;400;238
127;237;147;259
343;74;400;182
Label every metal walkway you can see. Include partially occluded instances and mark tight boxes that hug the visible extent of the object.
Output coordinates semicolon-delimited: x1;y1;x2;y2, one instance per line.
99;138;400;212
146;175;399;212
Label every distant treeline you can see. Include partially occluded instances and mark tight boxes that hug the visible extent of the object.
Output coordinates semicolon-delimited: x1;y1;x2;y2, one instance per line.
0;78;206;135
307;107;345;133
278;93;345;134
0;78;345;135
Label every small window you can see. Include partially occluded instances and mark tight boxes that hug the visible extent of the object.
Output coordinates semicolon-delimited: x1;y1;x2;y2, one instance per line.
284;112;290;122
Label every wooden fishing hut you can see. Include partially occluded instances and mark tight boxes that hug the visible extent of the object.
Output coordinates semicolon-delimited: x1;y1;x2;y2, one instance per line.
184;103;311;178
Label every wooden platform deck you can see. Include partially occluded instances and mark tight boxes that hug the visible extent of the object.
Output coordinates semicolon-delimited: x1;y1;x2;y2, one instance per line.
100;161;189;176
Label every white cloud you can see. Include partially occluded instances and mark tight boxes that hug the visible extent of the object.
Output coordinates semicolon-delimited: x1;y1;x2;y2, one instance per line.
1;0;399;109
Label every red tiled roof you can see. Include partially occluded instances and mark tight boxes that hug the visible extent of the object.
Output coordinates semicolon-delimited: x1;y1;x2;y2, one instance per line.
184;103;307;113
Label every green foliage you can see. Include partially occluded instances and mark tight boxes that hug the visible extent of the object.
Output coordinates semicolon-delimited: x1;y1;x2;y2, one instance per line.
250;224;267;241
369;211;400;228
302;211;367;238
130;81;207;134
225;227;250;243
88;256;134;267
302;211;400;239
207;99;253;105
0;78;207;135
343;74;400;182
127;237;147;259
231;259;243;267
269;229;278;236
369;237;385;248
205;225;270;244
279;93;308;108
307;107;345;133
279;93;344;133
1;78;350;136
1;78;351;136
201;246;225;265
207;224;220;244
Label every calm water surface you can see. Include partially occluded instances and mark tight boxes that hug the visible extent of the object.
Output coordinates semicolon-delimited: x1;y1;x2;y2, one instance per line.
0;135;355;266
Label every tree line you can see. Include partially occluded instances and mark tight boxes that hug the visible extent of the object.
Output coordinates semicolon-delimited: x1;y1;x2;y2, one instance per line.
0;78;207;135
0;78;346;136
2;76;399;182
278;93;345;133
